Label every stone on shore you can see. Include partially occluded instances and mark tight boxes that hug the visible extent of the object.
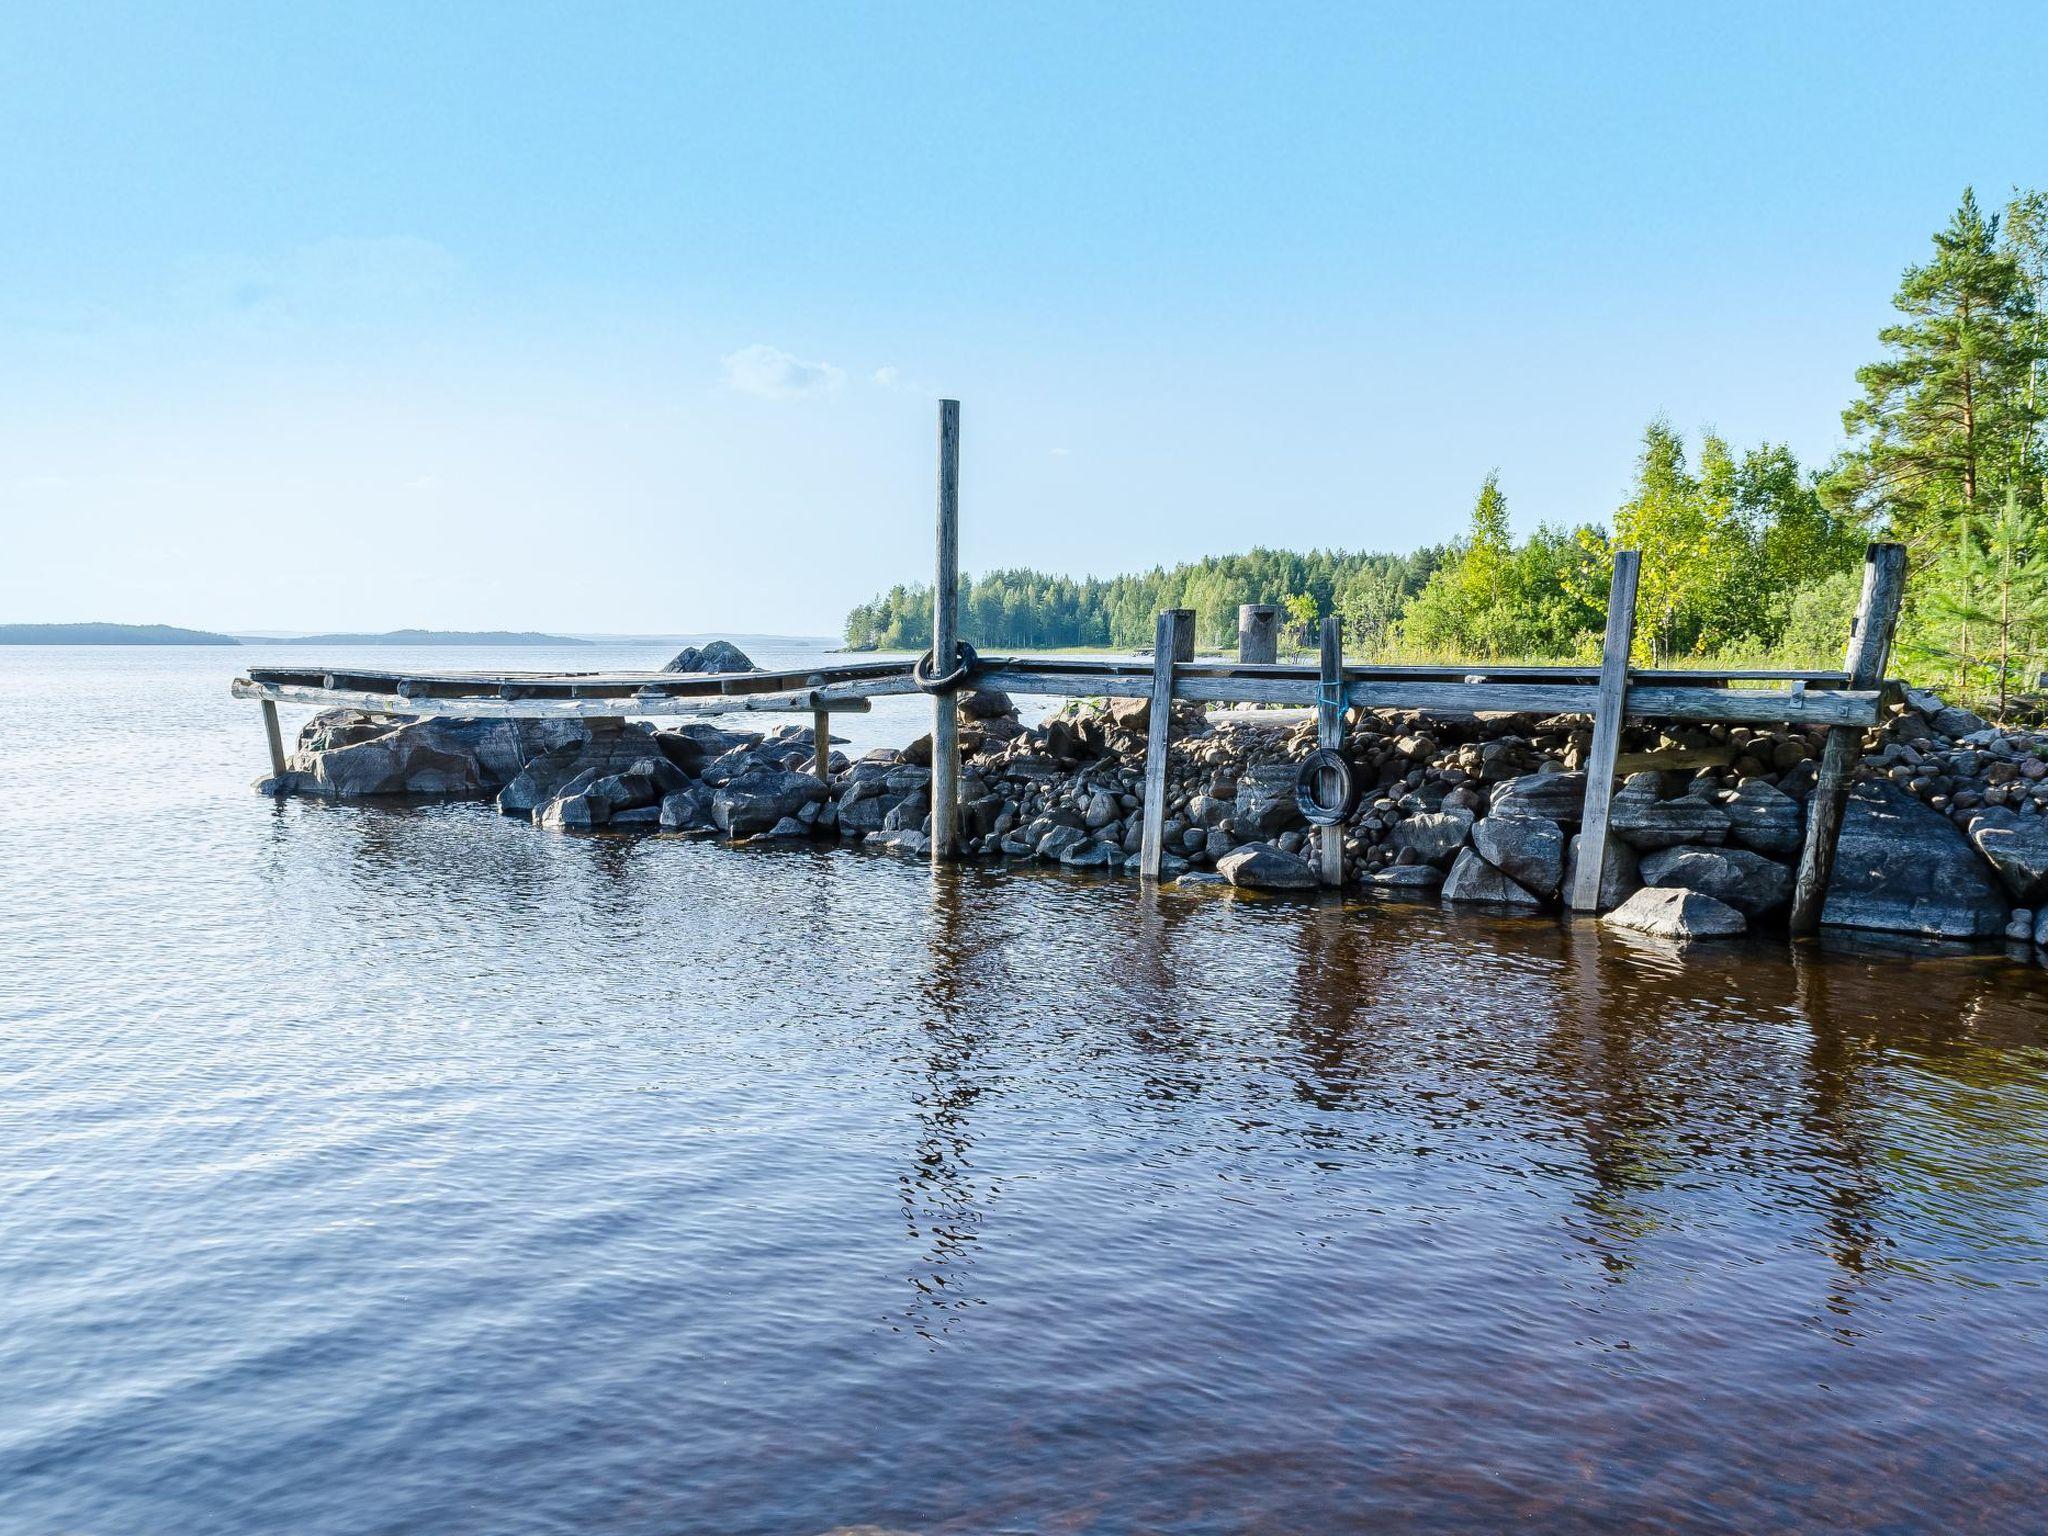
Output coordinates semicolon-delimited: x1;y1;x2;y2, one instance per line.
1388;810;1472;866
1470;812;1566;899
1217;842;1320;890
1608;772;1731;850
1821;782;2009;939
1489;771;1586;823
1371;863;1445;890
1964;807;2048;904
1564;832;1641;909
1603;886;1748;941
1440;848;1541;906
1723;779;1804;856
711;767;829;836
1638;844;1793;918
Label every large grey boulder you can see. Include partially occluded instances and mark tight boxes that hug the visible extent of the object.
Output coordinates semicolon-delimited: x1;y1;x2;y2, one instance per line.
1724;779;1804;856
1822;782;2009;939
659;785;715;831
1964;807;2048;903
1370;863;1445;890
1609;772;1730;850
1564;833;1641;910
285;715;589;800
711;767;828;836
1388;810;1473;866
1604;886;1747;941
1440;848;1541;906
496;725;673;818
1489;771;1586;823
1638;844;1792;918
661;640;757;674
1232;761;1304;840
1217;842;1320;890
1470;812;1566;899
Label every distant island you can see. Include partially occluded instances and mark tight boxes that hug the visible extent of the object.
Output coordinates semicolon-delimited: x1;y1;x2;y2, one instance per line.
0;622;240;646
265;629;592;646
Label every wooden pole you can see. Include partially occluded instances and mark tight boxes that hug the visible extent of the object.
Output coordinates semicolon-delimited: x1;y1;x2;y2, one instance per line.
1239;604;1279;664
811;708;831;784
260;698;288;778
1315;614;1345;886
930;398;962;864
1790;542;1907;935
1568;549;1642;912
1139;608;1196;879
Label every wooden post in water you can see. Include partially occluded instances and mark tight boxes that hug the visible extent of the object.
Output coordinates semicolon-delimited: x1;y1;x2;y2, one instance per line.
930;399;962;864
1568;549;1642;912
1139;608;1196;879
1239;604;1279;664
260;698;288;778
1789;542;1907;935
1315;614;1345;886
812;708;831;784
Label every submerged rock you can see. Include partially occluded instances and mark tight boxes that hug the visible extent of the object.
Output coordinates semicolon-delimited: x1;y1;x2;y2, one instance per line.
1217;842;1320;890
1604;886;1747;941
1821;782;2008;939
1440;848;1541;906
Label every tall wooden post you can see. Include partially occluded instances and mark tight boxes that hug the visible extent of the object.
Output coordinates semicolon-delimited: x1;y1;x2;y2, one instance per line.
1139;608;1196;879
930;398;962;864
812;708;831;784
1568;550;1641;912
1790;542;1907;935
260;698;288;778
1315;614;1346;886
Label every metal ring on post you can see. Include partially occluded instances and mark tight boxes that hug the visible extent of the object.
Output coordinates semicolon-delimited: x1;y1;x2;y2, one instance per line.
1295;747;1356;827
912;640;979;694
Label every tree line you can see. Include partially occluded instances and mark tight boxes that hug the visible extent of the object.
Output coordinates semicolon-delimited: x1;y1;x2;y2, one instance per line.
845;188;2048;708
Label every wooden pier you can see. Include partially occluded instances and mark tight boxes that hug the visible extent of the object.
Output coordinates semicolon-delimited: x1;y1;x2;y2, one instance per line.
233;399;1905;931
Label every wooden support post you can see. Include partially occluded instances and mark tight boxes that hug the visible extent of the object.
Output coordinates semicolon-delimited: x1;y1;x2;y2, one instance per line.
1239;604;1279;664
1315;614;1345;887
260;698;288;778
1790;542;1908;935
1140;608;1196;879
1569;549;1642;912
812;708;831;784
930;398;962;864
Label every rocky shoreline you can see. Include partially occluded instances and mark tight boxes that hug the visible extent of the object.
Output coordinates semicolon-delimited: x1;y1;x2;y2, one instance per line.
256;647;2048;949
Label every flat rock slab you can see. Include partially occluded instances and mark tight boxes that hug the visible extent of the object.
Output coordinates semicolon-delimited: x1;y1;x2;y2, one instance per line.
1440;848;1541;906
1609;772;1731;850
1217;842;1320;890
1371;863;1445;889
1822;782;2009;939
1490;771;1587;823
1724;779;1804;857
1604;886;1747;941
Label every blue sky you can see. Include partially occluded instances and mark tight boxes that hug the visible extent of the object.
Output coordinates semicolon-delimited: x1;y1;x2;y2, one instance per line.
2;2;2044;634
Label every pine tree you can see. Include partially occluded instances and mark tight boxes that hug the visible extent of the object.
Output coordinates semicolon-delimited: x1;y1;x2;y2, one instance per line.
1903;488;2048;714
1827;188;2044;548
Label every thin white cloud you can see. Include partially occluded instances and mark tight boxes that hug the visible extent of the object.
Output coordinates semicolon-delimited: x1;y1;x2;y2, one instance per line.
872;366;901;387
1049;447;1072;457
721;344;845;400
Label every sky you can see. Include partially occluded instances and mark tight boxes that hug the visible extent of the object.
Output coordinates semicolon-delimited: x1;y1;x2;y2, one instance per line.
2;2;2045;636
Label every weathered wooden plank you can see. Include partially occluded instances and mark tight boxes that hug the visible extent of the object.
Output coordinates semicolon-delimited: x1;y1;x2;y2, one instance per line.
231;678;877;719
930;398;962;865
1790;543;1908;935
260;698;287;777
1139;610;1196;879
1569;550;1641;912
1316;615;1345;886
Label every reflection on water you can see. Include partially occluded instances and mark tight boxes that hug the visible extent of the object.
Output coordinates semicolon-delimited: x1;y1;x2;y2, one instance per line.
4;645;2048;1534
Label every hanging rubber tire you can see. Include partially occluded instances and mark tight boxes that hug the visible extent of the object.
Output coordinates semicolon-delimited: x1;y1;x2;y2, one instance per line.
1295;747;1355;827
912;640;979;694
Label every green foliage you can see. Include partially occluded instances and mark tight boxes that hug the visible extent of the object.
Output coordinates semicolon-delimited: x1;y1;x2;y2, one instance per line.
1901;489;2048;713
842;186;2048;710
1826;187;2046;548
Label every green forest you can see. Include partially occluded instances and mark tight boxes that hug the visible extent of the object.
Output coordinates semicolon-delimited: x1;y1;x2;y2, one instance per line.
844;187;2048;709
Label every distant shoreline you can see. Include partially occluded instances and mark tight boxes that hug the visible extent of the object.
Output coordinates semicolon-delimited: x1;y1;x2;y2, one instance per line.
0;623;240;646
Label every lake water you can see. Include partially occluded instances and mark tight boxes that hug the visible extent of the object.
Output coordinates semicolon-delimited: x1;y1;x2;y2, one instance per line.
4;642;2048;1535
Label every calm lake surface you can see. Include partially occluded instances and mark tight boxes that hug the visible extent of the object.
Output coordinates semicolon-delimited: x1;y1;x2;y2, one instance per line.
4;642;2048;1535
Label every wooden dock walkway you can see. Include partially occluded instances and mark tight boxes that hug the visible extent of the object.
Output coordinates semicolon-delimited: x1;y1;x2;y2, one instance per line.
233;399;1906;937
